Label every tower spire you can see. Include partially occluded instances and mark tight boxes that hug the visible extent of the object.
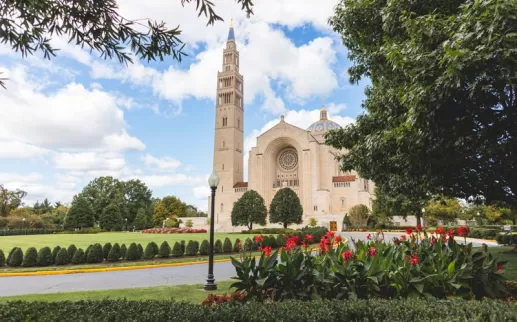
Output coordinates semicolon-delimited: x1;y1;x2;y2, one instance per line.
227;19;235;41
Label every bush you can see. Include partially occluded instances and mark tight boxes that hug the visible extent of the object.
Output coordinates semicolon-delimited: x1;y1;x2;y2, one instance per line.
214;239;223;253
67;244;77;259
137;244;144;259
233;238;241;252
120;244;127;259
276;234;286;247
37;247;53;267
172;242;183;257
126;243;140;261
22;247;38;267
223;238;233;253
71;248;86;265
158;241;171;258
497;233;517;245
150;242;159;256
0;249;5;267
103;243;112;261
7;247;16;265
268;235;278;248
55;248;69;265
199;240;209;255
246;228;294;235
180;240;186;254
300;226;329;243
107;243;121;262
86;243;103;264
52;246;61;264
85;245;92;259
244;238;253;251
185;219;193;228
309;217;317;227
8;247;23;267
143;243;156;260
185;240;198;256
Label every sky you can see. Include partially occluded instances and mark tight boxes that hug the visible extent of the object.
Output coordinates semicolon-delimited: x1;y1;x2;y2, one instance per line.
0;0;369;211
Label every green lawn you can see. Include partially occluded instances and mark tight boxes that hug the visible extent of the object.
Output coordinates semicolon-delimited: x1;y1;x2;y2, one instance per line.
0;281;235;303
0;232;253;253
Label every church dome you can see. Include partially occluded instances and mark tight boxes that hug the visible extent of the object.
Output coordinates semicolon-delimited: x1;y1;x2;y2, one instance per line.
306;106;341;136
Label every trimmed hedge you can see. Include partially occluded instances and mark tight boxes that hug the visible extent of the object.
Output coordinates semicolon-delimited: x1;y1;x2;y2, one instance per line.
9;247;23;267
199;240;209;255
223;238;233;253
0;249;5;267
0;299;516;321
37;247;53;266
0;228;64;236
120;244;127;259
158;241;171;258
52;246;61;264
103;243;112;261
108;243;121;262
71;248;86;265
55;248;69;266
22;247;38;267
496;233;517;245
67;244;77;259
214;239;223;254
143;243;155;259
126;243;140;261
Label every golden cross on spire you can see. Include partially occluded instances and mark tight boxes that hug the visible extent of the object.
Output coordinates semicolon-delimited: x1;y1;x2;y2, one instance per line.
230;18;234;28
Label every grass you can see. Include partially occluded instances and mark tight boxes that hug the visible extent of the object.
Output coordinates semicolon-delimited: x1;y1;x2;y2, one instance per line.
0;281;235;303
480;246;517;281
0;232;254;253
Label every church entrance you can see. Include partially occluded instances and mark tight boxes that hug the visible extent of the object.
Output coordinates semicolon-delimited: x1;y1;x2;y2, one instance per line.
330;221;338;232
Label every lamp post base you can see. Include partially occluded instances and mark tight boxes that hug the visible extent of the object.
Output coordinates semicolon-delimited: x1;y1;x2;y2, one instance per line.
204;275;217;291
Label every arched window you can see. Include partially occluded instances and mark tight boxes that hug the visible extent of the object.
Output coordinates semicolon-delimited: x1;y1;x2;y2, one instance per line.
222;117;228;127
222;164;224;170
341;198;347;209
222;186;224;193
237;118;240;129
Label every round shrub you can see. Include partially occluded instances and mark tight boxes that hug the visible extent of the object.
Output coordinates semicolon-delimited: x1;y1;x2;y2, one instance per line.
52;246;61;264
137;244;144;259
107;243;121;262
85;245;92;259
268;235;278;248
143;243;156;260
244;238;253;251
9;247;23;267
214;239;223;254
276;234;286;247
223;238;233;253
71;248;85;265
126;243;140;261
158;241;171;258
185;240;197;256
87;243;103;263
7;247;17;264
120;244;127;259
67;244;77;259
103;243;112;260
233;238;241;253
55;248;69;265
150;242;159;256
199;240;209;255
0;249;5;267
22;247;38;267
172;242;183;257
180;240;186;254
37;247;53;267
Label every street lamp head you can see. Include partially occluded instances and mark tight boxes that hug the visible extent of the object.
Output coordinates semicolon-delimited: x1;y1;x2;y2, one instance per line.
421;208;425;213
208;171;220;189
22;218;26;221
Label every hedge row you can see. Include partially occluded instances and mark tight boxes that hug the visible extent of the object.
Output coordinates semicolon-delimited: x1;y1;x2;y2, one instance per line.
496;233;517;245
0;228;64;236
0;299;516;322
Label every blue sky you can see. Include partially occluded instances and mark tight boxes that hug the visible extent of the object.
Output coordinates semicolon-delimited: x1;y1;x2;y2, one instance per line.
0;0;368;210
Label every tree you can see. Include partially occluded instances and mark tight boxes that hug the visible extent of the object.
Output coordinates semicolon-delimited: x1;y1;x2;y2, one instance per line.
425;197;462;225
327;0;517;215
372;187;429;226
231;190;267;230
0;0;255;88
80;177;124;221
121;179;153;224
269;188;303;229
133;208;148;230
349;204;369;227
0;185;27;217
65;195;95;229
154;196;187;225
100;203;123;231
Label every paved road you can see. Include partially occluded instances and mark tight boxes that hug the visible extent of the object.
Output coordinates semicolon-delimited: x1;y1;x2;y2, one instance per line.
0;232;498;297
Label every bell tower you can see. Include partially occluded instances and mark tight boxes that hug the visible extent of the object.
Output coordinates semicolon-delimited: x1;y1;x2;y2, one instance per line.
211;21;244;220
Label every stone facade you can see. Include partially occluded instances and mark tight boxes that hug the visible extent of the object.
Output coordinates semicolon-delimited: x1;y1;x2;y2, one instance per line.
209;25;375;232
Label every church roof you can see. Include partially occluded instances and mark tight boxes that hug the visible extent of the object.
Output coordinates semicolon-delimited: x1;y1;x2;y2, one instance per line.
332;175;356;182
306;106;341;136
228;19;235;41
233;182;248;188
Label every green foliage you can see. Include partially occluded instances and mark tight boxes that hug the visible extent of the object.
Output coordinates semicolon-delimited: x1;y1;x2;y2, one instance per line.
149;242;159;256
65;195;95;229
309;218;317;227
199;240;210;255
223;238;233;253
158;241;171;258
71;248;86;265
172;242;183;257
22;247;38;267
51;246;61;264
348;204;369;227
55;248;69;266
6;247;16;264
185;219;193;228
133;208;148;230
8;247;23;267
425;197;462;225
244;238;253;251
120;244;127;259
126;243;140;261
67;244;77;260
103;243;112;261
85;245;92;260
143;243;156;260
100;203;123;231
269;188;303;229
154;196;187;226
86;243;103;264
214;239;223;254
107;243;121;262
0;249;5;267
137;244;144;259
232;190;268;230
37;247;53;267
185;240;198;256
233;238;242;253
0;185;27;216
180;240;186;254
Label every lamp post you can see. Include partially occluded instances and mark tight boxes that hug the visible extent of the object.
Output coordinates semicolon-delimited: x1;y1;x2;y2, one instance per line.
204;171;220;291
22;218;26;234
125;218;128;231
421;207;425;226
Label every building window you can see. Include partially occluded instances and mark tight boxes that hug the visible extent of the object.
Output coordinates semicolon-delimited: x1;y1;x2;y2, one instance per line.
341;198;346;209
222;141;225;148
333;182;350;188
222;186;224;193
220;203;224;212
314;205;318;211
222;164;224;170
222;117;228;127
237;118;240;129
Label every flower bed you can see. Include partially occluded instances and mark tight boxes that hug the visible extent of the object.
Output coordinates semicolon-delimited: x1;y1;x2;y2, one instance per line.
141;228;207;234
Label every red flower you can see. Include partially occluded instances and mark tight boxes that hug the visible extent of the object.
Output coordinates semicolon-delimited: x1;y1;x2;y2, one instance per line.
325;231;335;239
405;228;413;235
497;264;504;271
410;255;419;265
367;247;377;257
291;235;300;245
335;235;342;244
416;224;422;231
458;226;470;237
304;234;313;242
342;250;353;261
400;235;407;240
254;235;264;244
285;236;298;251
367;233;372;240
447;229;455;237
431;237;437;246
435;226;445;235
262;246;272;257
301;241;310;249
318;236;332;254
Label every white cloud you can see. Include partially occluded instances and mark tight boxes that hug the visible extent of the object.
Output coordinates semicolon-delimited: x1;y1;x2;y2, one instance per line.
0;172;43;184
126;174;204;189
53;152;126;172
0;140;49;159
193;186;211;200
143;154;182;172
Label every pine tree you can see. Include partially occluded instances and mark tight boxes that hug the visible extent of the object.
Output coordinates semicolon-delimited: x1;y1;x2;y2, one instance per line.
223;238;233;253
199;240;209;255
133;207;148;230
158;241;171;258
65;195;95;229
172;242;183;257
67;244;77;259
55;248;69;265
214;239;223;253
107;243;121;262
269;187;303;229
100;203;123;231
126;243;140;261
22;247;38;267
37;247;53;266
9;247;23;267
103;243;112;260
71;248;86;264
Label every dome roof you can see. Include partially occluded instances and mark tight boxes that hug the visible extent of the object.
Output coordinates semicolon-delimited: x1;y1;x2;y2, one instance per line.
306;106;341;136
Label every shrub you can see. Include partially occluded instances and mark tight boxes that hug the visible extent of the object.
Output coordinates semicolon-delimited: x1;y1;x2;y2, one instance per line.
199;240;209;255
85;244;92;259
0;249;5;267
22;247;38;267
150;242;159;256
137;244;144;259
185;240;198;256
158;241;171;258
126;243;140;261
244;238;253;251
214;239;223;253
223;238;233;253
107;243;121;262
37;247;53;267
67;244;77;259
276;234;286;247
233;238;241;252
172;242;183;257
268;235;278;248
86;243;103;264
120;244;127;259
8;247;23;267
55;248;69;265
143;243;156;259
52;246;61;264
247;228;294;235
180;240;186;254
6;247;16;265
103;243;112;260
71;248;86;265
185;219;193;228
309;217;317;227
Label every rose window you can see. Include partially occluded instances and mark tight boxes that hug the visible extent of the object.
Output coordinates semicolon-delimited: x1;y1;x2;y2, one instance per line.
278;148;298;171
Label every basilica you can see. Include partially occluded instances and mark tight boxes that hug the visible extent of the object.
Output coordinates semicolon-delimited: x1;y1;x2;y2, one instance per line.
209;24;374;232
